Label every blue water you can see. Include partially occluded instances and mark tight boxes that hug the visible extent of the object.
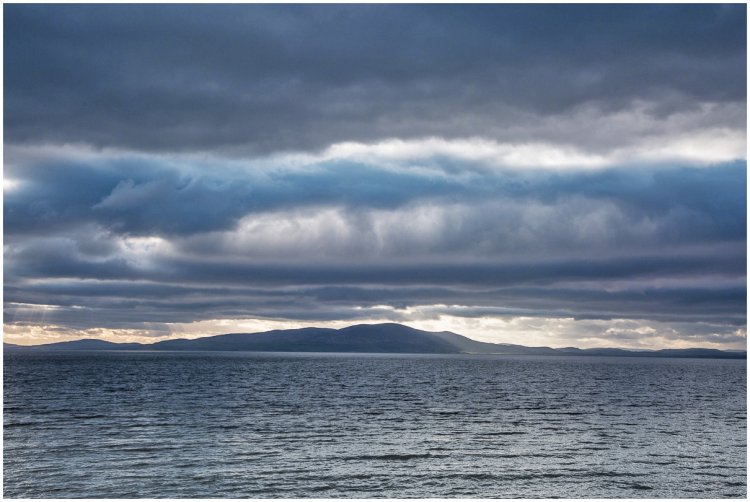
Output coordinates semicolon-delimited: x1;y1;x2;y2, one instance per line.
4;351;747;498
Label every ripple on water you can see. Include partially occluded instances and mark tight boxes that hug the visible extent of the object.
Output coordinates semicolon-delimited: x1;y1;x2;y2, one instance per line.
4;352;746;498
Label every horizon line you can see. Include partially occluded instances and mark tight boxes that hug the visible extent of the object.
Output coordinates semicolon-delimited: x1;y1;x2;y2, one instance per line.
4;322;746;353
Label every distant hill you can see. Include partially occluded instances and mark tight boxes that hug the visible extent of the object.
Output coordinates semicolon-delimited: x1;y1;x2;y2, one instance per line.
4;323;746;359
4;339;144;351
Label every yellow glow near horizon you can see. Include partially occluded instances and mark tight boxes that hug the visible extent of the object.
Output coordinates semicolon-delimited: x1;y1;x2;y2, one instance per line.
4;315;746;351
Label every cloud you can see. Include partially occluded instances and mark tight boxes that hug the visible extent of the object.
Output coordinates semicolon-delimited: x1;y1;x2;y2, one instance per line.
320;110;746;168
5;232;745;331
3;5;746;349
5;146;745;241
405;316;747;350
4;312;746;351
4;4;746;154
4;146;745;347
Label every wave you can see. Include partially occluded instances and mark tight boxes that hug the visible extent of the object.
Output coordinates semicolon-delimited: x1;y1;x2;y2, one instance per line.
340;452;437;461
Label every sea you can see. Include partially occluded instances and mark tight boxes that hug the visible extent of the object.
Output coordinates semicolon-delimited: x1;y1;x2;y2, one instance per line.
3;351;747;498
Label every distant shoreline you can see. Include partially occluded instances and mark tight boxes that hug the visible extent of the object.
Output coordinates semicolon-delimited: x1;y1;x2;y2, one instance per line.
5;348;747;360
4;323;746;360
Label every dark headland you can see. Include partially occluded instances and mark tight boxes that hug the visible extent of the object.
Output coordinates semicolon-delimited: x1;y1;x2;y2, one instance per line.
3;323;745;358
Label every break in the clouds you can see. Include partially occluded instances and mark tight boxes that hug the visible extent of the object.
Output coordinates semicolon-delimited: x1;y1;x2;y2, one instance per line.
3;4;747;349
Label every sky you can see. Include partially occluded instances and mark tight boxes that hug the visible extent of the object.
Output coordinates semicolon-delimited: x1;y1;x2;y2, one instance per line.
3;4;747;349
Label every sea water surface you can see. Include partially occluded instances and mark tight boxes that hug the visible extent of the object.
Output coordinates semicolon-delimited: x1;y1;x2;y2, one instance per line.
4;351;747;498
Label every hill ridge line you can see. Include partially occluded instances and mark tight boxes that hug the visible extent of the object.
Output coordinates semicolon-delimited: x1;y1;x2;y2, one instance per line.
4;323;745;359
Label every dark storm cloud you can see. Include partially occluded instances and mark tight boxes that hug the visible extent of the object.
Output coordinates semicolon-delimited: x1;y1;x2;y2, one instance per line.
4;149;745;334
3;4;746;348
7;243;744;288
5;212;745;326
4;155;468;236
5;154;745;243
4;275;746;330
4;4;746;153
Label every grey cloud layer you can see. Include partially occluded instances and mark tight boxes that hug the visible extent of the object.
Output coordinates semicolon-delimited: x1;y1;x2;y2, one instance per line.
6;154;745;243
5;4;746;153
4;149;746;337
3;5;746;347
